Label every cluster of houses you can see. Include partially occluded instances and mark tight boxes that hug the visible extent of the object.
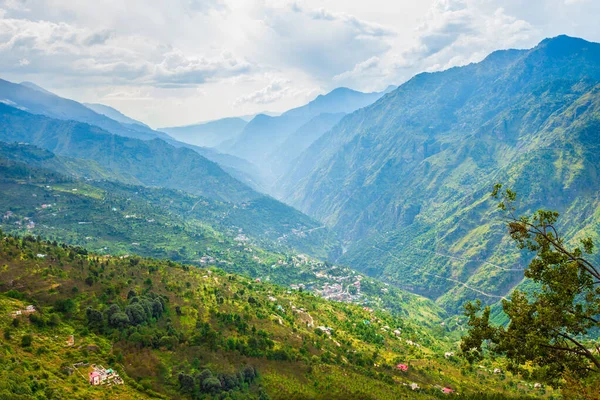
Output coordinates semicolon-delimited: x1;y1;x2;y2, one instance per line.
2;212;36;229
317;326;334;335
199;255;216;265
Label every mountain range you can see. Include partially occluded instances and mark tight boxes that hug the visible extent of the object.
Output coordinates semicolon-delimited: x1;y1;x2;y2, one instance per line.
5;35;600;317
216;86;396;188
272;35;600;312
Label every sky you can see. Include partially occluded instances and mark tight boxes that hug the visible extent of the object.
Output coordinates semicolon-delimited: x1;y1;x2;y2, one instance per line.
0;0;599;128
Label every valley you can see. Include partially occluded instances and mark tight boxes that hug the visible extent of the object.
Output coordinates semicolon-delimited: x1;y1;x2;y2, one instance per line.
0;4;599;395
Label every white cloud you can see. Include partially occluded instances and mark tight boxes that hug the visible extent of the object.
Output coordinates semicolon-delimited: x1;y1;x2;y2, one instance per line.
0;0;597;126
332;0;537;91
234;78;291;106
0;15;252;87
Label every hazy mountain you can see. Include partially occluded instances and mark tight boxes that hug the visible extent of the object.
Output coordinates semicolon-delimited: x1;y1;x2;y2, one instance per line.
19;81;55;95
279;35;600;311
84;102;150;128
224;86;395;188
282;86;395;119
0;80;265;189
269;112;346;187
160;117;248;148
0;103;258;203
0;79;161;141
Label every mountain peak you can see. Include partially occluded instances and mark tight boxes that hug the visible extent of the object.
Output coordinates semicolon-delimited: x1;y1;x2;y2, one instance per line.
19;81;55;96
533;34;598;57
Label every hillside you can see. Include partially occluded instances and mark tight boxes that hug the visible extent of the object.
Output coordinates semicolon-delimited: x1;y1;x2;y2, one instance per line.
278;35;600;312
0;235;550;399
0;141;342;260
0;80;261;187
0;79;162;141
83;103;151;129
0;103;259;203
269;113;346;186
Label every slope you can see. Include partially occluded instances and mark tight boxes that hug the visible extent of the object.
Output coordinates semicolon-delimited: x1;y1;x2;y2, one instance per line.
224;87;393;189
0;235;549;399
279;35;600;311
0;79;161;141
0;141;342;259
0;103;258;203
2;80;261;188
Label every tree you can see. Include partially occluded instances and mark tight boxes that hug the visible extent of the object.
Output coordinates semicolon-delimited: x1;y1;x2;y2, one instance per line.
201;377;221;393
54;298;75;314
86;307;104;328
21;334;33;347
125;303;147;325
109;312;130;329
461;184;600;386
178;373;195;394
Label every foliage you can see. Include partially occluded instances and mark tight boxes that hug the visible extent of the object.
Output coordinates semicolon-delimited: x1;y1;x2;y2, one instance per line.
0;233;543;399
462;185;600;389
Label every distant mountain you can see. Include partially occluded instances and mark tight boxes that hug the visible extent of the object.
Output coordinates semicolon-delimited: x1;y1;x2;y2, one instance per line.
0;79;161;141
279;35;600;312
0;103;257;203
224;86;394;188
19;81;55;95
160;117;248;148
269;112;346;189
84;102;150;128
0;80;266;189
282;86;395;119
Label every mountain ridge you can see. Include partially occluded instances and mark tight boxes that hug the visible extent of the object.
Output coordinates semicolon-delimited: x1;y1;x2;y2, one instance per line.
277;35;600;311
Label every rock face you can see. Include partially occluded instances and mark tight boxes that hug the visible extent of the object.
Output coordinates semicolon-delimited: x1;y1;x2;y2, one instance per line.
277;36;600;312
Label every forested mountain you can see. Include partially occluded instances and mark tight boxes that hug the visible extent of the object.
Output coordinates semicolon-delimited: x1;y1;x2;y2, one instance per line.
223;87;395;188
0;80;262;187
0;141;341;259
0;103;260;203
278;35;600;311
160;117;249;148
269;113;346;188
83;102;151;129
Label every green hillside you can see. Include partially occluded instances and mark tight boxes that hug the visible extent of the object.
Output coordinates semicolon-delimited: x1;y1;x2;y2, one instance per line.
0;103;257;204
278;35;600;312
0;235;551;399
0;142;341;261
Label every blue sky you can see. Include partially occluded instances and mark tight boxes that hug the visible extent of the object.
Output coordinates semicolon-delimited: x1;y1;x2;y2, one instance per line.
0;0;599;127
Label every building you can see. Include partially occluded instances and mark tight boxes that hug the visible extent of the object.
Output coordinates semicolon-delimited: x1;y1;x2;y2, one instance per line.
396;364;409;372
89;372;101;385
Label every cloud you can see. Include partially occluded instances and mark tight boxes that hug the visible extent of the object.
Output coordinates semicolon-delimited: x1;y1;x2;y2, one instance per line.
187;0;228;13
243;2;396;80
0;15;252;87
300;6;395;38
83;29;114;46
332;0;536;91
234;78;291;106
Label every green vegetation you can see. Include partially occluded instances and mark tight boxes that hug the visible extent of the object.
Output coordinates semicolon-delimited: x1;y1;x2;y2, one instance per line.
0;234;550;399
0;141;341;259
461;186;600;397
278;36;600;313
